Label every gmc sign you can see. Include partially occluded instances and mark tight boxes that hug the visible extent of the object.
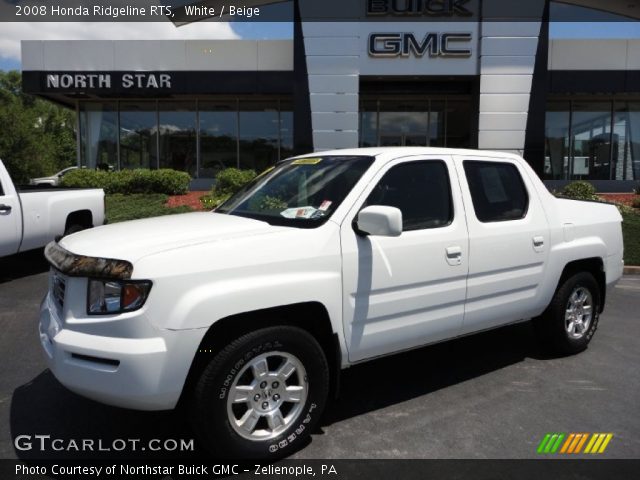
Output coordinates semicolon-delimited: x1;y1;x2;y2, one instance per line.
368;32;472;58
366;0;473;17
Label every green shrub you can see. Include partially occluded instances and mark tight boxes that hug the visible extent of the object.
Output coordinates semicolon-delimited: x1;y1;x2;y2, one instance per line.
212;168;257;197
561;181;598;201
61;168;190;195
632;197;640;209
58;168;110;189
203;168;257;209
150;169;191;195
200;195;219;210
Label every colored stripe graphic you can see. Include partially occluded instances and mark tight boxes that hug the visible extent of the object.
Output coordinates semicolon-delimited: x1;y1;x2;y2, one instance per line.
560;433;575;453
598;434;614;453
540;433;613;454
537;433;565;454
567;433;583;453
574;433;589;453
584;434;598;453
550;434;565;453
585;433;614;454
537;434;552;454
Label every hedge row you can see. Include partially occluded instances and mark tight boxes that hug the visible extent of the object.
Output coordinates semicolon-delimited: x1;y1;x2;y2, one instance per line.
201;168;258;209
560;181;598;201
61;168;191;195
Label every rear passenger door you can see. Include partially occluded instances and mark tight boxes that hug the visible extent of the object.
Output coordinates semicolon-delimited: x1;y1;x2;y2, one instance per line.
455;156;550;334
341;156;469;362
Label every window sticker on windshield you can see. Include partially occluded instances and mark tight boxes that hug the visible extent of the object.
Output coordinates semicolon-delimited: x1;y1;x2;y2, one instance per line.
280;207;317;219
292;158;322;165
319;200;332;211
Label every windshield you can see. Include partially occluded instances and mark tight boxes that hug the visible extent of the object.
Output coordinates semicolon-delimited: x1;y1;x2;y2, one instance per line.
216;156;375;227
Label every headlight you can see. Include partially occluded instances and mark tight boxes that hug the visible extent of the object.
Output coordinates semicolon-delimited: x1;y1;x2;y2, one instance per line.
87;279;152;315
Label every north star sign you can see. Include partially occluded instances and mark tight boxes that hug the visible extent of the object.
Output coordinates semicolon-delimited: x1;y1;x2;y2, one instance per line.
368;32;472;57
45;73;172;90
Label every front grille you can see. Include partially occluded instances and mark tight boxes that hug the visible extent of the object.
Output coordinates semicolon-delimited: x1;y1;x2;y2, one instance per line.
52;271;66;311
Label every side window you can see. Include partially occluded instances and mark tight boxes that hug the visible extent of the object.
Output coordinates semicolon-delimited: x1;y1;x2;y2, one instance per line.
364;161;453;231
463;160;529;222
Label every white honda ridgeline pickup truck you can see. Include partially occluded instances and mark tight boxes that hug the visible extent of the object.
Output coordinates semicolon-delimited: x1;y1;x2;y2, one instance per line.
0;159;104;258
40;148;623;458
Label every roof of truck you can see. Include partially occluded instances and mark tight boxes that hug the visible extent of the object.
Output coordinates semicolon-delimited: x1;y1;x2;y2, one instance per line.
290;147;524;163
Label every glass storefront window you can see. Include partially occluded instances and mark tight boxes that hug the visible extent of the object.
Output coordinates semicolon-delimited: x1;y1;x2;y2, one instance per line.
158;102;197;177
442;100;470;148
359;99;378;148
358;96;470;148
119;102;158;170
613;103;640;181
379;100;429;147
544;102;571;179
571;102;612;180
239;100;280;173
79;102;117;170
544;100;639;181
199;101;238;178
78;97;292;178
629;103;640;181
280;100;294;160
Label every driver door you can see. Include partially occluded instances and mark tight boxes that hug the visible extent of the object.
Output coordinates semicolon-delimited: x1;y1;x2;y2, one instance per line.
340;156;469;362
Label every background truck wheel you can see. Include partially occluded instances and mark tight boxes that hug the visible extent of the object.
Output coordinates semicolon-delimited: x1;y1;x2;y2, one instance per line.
190;326;329;459
534;272;600;355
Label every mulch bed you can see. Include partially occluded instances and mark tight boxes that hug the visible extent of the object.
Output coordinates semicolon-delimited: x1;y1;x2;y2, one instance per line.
166;191;208;211
599;193;637;207
166;192;638;213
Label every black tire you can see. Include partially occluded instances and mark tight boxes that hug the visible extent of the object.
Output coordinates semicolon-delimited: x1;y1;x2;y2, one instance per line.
190;326;329;459
534;271;600;355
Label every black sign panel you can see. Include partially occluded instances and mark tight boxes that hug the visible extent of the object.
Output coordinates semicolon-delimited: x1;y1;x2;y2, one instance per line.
21;71;294;96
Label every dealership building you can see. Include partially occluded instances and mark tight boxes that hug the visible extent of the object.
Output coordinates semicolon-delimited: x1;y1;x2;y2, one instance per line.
21;0;640;190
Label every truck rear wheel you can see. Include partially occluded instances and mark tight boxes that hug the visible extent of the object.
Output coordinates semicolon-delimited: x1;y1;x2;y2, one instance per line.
190;326;329;458
534;272;600;355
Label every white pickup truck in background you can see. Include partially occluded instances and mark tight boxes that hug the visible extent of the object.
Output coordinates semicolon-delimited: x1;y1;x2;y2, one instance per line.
0;159;105;258
39;148;624;459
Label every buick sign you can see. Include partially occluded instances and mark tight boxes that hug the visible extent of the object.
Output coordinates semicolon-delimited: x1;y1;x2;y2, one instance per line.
366;0;473;17
368;32;472;58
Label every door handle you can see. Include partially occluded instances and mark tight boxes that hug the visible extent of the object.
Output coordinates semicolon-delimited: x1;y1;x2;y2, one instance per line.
446;246;462;257
533;236;545;251
446;246;463;266
0;204;11;213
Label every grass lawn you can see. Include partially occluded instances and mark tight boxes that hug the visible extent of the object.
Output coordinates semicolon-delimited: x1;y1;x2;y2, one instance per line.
622;211;640;266
106;194;193;224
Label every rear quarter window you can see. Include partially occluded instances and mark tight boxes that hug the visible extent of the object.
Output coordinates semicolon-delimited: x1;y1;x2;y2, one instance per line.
463;160;529;222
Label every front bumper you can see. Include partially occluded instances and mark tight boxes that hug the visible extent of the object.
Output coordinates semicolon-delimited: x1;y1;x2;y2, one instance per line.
38;292;201;411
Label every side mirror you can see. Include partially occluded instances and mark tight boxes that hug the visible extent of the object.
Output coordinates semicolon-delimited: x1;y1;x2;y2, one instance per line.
355;206;403;237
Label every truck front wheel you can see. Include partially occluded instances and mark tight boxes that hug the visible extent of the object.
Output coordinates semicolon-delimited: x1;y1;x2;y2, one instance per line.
190;326;329;458
534;271;600;355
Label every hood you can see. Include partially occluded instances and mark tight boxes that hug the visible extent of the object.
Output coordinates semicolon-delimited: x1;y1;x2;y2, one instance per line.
59;212;281;263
